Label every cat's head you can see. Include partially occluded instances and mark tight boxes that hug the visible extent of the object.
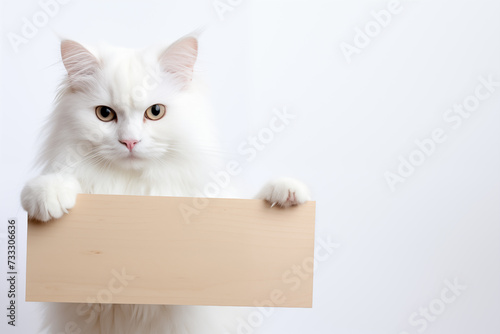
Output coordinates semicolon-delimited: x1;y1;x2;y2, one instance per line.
49;35;213;173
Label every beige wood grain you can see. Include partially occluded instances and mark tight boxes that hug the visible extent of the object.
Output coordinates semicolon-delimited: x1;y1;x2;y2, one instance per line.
26;194;315;307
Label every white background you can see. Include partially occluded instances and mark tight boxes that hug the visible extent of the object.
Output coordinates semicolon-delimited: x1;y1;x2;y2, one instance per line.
1;0;499;333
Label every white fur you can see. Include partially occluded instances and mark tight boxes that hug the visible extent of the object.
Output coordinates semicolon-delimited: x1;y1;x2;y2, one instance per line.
21;35;310;334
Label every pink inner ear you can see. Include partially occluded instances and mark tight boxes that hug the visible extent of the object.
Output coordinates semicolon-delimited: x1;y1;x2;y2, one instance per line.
159;36;198;86
61;40;99;78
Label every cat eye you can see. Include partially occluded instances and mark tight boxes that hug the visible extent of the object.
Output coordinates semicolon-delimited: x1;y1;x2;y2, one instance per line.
145;104;166;121
95;106;116;122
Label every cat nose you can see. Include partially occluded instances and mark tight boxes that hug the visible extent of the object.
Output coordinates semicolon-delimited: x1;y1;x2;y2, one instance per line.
119;139;139;152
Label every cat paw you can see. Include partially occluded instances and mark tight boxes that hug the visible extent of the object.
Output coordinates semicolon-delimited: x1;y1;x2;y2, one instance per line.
21;174;81;222
257;177;311;208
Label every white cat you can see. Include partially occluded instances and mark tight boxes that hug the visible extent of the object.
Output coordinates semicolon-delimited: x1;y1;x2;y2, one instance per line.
21;34;310;334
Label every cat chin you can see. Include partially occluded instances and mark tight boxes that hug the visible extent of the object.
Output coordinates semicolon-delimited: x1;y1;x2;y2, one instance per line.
99;153;148;171
119;157;149;170
99;152;161;172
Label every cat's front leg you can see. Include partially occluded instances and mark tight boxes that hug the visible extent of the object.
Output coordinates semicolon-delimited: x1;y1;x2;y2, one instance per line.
21;173;81;222
257;177;311;207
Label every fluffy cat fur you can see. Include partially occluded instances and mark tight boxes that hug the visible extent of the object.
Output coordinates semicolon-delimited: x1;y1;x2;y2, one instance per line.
21;34;310;334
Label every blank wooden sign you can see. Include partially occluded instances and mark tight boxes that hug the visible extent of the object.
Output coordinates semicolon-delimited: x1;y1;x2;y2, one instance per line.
26;194;316;307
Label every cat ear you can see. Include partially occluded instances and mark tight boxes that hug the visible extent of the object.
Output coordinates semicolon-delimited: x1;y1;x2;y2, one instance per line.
159;36;198;88
61;40;99;79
